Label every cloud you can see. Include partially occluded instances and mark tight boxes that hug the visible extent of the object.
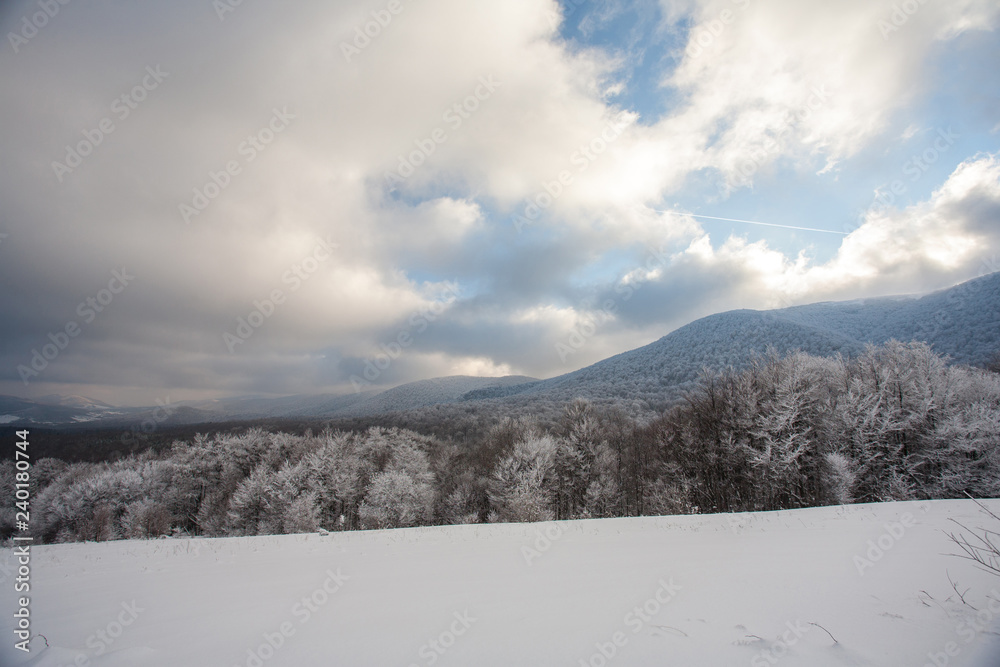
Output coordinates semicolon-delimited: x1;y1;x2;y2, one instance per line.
817;153;1000;291
596;154;1000;329
654;0;1000;189
0;0;997;403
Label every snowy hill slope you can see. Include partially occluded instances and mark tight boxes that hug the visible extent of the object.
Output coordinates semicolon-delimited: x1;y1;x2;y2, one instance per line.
183;376;536;421
776;272;1000;366
8;273;998;426
2;500;998;666
2;376;535;427
331;375;538;418
0;394;125;426
0;392;380;429
515;311;867;409
170;392;375;422
493;271;1000;410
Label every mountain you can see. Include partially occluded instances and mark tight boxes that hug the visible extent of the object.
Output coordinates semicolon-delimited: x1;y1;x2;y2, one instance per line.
332;375;538;417
5;272;998;427
166;376;537;422
0;394;125;425
1;375;537;427
491;271;1000;410
161;392;376;423
505;309;869;410
779;273;1000;366
381;271;995;417
35;394;115;409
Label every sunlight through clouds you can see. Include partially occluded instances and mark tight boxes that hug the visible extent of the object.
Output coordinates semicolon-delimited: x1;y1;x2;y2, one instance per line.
0;0;998;401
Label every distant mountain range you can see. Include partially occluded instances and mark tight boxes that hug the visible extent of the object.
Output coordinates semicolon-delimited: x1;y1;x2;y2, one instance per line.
0;375;538;428
493;270;1000;410
4;272;998;428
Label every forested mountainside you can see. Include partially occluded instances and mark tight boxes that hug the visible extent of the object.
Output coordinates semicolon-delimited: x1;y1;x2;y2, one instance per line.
335;375;538;417
492;271;1000;411
7;341;998;544
4;273;998;428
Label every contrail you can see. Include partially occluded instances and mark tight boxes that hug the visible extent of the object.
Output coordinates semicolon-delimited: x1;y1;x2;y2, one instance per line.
656;210;847;235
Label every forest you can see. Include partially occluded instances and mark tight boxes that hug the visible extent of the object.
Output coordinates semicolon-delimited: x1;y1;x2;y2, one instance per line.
4;340;998;543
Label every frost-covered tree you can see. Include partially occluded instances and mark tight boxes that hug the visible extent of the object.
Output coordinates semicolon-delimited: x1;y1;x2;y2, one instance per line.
354;428;436;529
489;435;557;522
359;470;434;529
830;341;987;502
909;365;1000;498
121;498;172;539
298;441;360;529
440;482;480;525
821;452;857;506
283;491;322;534
227;464;281;536
665;350;839;511
22;338;1000;544
741;351;838;509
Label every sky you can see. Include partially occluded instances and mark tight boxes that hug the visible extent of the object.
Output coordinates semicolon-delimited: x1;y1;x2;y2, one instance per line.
1;0;998;406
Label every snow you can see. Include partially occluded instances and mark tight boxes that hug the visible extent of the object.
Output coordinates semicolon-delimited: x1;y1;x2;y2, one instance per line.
339;375;538;418
3;499;1000;666
502;271;1000;411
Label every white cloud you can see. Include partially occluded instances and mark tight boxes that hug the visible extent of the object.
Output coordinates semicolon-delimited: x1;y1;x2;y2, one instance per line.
1;0;998;400
652;0;1000;193
819;153;1000;289
637;154;1000;309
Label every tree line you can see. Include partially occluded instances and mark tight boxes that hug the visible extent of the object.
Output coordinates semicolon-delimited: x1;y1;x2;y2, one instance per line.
3;340;998;543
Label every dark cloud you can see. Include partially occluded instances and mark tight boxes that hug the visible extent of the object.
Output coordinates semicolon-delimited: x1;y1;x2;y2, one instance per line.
0;0;997;405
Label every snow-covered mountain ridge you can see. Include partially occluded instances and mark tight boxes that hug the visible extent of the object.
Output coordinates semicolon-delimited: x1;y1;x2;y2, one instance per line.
504;271;1000;409
5;272;998;425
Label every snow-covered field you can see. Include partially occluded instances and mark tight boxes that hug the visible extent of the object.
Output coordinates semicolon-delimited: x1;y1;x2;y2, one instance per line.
3;500;1000;666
